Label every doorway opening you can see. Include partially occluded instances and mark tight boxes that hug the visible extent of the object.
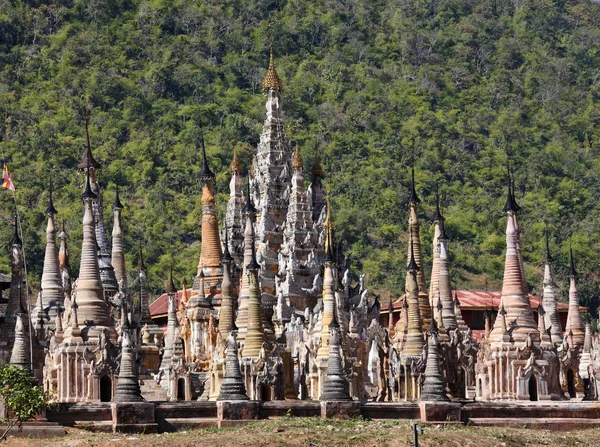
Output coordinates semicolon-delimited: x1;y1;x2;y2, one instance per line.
528;376;538;401
177;378;186;401
100;376;112;402
567;369;577;398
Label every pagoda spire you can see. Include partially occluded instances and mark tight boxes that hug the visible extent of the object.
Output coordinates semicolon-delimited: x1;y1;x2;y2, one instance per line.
291;142;303;170
69;161;114;342
40;182;64;328
318;199;337;358
159;272;181;392
402;239;424;357
112;302;143;403
503;175;519;213
261;40;283;92
111;185;127;289
6;213;23;326
319;309;351;401
537;303;552;347
135;247;152;326
9;287;30;372
489;176;537;345
438;228;457;330
429;192;443;309
78;115;118;301
564;244;585;348
408;166;420;204
235;180;257;342
77;115;101;172
225;144;245;270
217;330;249;401
406;169;431;328
387;298;395;339
419;319;449;402
281;141;322;313
541;228;562;345
195;128;223;306
218;230;235;336
241;237;264;358
253;42;291;306
58;221;72;300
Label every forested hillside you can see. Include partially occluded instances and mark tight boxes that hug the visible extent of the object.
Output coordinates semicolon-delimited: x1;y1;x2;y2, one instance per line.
0;0;599;313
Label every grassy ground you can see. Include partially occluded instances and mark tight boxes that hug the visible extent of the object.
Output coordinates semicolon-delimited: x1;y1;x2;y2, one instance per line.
3;417;599;447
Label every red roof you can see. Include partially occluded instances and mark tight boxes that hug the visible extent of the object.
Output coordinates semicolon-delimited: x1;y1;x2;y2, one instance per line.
149;290;192;317
382;290;570;313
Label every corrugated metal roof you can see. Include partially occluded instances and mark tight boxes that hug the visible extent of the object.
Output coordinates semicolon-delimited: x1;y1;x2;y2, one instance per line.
382;290;571;313
149;290;192;317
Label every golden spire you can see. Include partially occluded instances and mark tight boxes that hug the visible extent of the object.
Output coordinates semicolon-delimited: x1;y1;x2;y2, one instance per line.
261;40;283;92
230;146;242;174
291;142;303;169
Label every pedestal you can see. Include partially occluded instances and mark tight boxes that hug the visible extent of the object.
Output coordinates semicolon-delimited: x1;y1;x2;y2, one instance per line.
320;400;361;419
111;402;158;433
216;400;260;428
418;401;463;423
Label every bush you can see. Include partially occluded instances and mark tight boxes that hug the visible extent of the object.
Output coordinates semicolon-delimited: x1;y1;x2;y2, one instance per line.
0;365;52;440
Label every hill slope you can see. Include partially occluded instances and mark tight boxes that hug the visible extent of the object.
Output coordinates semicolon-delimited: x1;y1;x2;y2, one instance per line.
0;0;599;312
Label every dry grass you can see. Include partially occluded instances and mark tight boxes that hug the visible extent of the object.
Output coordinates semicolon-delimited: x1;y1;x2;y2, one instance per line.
3;418;600;447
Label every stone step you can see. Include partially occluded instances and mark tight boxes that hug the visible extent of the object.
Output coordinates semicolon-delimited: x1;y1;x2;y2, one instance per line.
462;402;600;420
72;420;114;433
468;418;600;430
0;422;67;438
47;403;112;423
155;402;217;419
158;418;219;431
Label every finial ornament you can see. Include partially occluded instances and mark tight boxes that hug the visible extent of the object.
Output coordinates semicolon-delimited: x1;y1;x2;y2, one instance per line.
428;315;438;335
230;146;242;174
323;196;335;260
166;269;177;295
82;156;96;200
137;245;145;271
242;176;256;214
222;228;234;263
261;37;283;92
45;182;58;216
199;125;215;181
503;166;518;213
408;166;420;204
246;234;260;271
544;224;553;263
77;110;101;171
113;185;124;210
433;190;443;222
569;243;577;277
12;212;21;246
291;142;304;169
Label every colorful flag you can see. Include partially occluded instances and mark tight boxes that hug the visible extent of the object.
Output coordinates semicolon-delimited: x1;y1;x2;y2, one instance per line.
2;162;14;191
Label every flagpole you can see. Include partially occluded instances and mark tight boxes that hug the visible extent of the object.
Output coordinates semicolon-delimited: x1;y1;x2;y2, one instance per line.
11;191;35;373
1;156;35;373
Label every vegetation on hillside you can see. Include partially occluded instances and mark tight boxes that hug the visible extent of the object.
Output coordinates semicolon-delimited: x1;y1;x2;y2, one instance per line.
0;0;599;313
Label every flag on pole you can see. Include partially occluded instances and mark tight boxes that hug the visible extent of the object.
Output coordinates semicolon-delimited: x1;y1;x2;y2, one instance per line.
2;162;15;191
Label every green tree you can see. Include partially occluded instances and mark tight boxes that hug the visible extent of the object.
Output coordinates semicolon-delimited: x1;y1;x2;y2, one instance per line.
0;365;52;440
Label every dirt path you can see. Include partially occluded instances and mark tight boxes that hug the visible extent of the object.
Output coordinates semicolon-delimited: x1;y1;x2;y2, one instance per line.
3;418;599;447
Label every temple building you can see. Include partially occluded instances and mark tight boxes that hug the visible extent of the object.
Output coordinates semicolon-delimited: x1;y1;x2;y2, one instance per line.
474;182;563;401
